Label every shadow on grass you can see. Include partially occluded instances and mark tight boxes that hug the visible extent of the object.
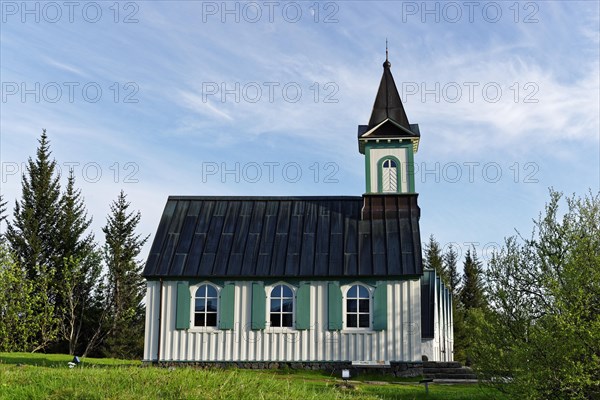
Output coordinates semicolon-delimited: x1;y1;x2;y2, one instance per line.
0;354;66;367
264;367;423;384
0;352;139;368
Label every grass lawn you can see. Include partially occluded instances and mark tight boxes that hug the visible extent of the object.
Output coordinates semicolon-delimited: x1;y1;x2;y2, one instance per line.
0;353;506;399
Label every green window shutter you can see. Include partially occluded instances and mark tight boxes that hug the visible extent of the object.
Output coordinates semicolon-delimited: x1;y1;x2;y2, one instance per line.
327;282;342;330
219;283;235;330
251;282;266;330
295;283;311;330
373;283;388;331
176;282;190;330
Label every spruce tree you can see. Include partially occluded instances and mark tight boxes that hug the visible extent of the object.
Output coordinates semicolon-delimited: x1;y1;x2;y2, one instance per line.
0;195;7;242
460;248;486;310
443;244;461;296
0;194;6;225
6;129;62;280
57;170;102;355
457;247;486;366
102;190;148;358
5;131;64;352
443;244;463;362
423;235;447;283
57;170;94;262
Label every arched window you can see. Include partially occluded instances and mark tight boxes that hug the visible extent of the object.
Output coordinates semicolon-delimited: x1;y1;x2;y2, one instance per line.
346;284;370;328
381;158;398;192
270;284;294;328
194;284;218;327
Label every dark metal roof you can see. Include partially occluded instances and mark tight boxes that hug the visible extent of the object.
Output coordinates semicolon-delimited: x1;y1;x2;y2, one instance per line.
368;60;411;130
143;195;423;279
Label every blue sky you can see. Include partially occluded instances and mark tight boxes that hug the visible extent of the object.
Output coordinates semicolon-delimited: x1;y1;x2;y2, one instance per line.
1;1;599;266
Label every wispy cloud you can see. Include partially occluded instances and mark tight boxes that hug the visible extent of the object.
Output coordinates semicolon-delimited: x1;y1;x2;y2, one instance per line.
1;0;598;259
42;58;89;78
178;90;233;121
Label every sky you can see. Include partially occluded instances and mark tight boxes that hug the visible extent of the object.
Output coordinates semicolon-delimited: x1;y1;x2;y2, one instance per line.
1;0;599;269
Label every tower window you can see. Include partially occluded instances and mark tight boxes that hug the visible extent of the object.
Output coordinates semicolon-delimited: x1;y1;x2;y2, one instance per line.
382;158;398;192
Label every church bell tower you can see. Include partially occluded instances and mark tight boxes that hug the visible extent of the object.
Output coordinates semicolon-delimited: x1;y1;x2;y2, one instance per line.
358;51;420;194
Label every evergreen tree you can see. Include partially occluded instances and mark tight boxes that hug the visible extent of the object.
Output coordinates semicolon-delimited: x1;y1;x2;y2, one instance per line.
56;170;102;355
57;170;94;263
457;247;486;366
4;130;63;351
443;244;461;296
6;129;62;280
0;195;7;242
0;194;6;225
102;190;148;358
459;248;486;310
443;245;463;362
423;235;447;283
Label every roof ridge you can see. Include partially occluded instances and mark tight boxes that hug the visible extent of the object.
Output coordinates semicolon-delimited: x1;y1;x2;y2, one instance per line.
167;195;364;201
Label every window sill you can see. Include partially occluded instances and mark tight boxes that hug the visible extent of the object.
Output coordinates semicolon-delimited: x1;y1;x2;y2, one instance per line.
341;329;375;334
264;327;299;334
187;327;220;333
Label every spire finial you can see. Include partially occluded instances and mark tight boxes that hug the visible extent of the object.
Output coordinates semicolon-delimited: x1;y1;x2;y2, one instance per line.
383;39;391;68
386;38;388;61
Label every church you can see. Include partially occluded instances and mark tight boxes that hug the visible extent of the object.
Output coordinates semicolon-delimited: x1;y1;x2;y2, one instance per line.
142;55;453;372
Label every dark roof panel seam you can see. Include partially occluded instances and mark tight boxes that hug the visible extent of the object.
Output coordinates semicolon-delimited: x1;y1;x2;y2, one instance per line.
272;200;293;276
196;201;216;275
233;201;254;258
326;199;334;276
264;201;280;276
297;201;309;276
180;201;203;274
163;200;190;275
212;201;242;275
153;200;176;275
146;200;174;275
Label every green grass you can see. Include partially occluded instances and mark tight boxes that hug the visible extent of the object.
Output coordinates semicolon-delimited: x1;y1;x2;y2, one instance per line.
0;353;506;399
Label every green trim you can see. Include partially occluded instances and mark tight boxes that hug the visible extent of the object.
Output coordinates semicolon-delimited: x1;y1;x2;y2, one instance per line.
373;283;388;331
407;145;415;193
218;283;235;330
365;139;412;149
251;282;266;330
295;283;311;330
146;276;423;283
336;278;378;287
262;279;301;287
365;146;371;193
175;282;190;330
376;155;402;194
327;282;343;331
364;141;415;194
187;279;226;287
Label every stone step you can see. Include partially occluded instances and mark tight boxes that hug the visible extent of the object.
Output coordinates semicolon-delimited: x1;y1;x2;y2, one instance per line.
425;373;478;380
423;361;463;369
422;361;476;380
422;367;474;374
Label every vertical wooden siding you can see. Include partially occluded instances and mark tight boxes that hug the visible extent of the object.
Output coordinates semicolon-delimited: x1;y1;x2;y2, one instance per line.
144;279;422;362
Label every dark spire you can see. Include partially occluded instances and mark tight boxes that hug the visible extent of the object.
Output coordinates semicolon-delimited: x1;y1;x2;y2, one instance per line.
368;49;410;130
